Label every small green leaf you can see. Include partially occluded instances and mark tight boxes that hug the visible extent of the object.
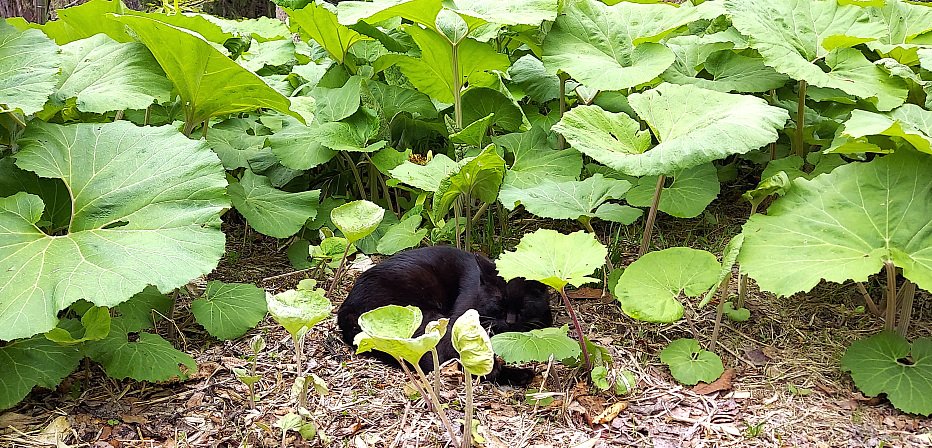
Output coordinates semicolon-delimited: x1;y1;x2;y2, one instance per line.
45;306;111;345
831;105;932;155
192;281;268;340
435;8;468;45
499;174;636;223
490;325;581;364
229;171;320;239
496;229;606;291
114;286;173;332
376;216;428;255
390;154;461;193
267;279;333;338
452;310;495;376
842;331;932;416
742;171;791;208
354;305;448;366
331;200;385;243
723;302;751;322
614;247;721;323
432;146;506;220
461;87;524;132
660;338;724;385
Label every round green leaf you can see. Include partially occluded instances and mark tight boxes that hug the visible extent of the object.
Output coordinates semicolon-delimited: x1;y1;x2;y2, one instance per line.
354;305;448;366
832;104;932;155
432;147;506;220
376;215;428;255
331;200;385;243
542;0;702;91
435;8;468;45
660;338;724;385
723;302;751;322
192;281;268;340
738;150;932;297
0;121;228;341
452;309;494;376
625;163;721;218
490;325;581;364
551;105;652;174
499;174;634;222
461;87;524;132
842;331;932;416
390;154;461;193
0;20;61;115
496;127;583;202
229;171;321;239
614;247;721;323
268;279;333;338
496;229;607;290
45;306;111;345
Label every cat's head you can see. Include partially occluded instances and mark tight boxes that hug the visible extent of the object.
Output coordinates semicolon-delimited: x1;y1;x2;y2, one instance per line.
477;274;553;335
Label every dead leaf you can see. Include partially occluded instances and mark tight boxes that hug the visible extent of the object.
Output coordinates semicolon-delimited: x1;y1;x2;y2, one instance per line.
120;414;147;425
593;401;628;425
744;348;771;365
572;435;601;448
567;287;603;299
837;400;858;411
571;395;607;427
692;368;736;395
185;391;205;409
37;416;70;444
0;412;33;429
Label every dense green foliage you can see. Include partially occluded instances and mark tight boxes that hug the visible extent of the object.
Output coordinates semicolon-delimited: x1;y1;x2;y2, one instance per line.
1;0;931;417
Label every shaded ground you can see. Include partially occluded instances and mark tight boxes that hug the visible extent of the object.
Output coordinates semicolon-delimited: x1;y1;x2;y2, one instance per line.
2;203;931;448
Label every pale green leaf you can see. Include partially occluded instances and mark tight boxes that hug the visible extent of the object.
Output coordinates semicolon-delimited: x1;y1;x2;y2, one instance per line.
389;154;461;192
45;306;111;345
614;247;721;323
832;105;932;155
660;338;724;385
625;163;721;218
337;0;443;29
287;3;370;64
0;21;60;115
496;127;583;201
354;305;448;366
267;117;339;170
331;200;385;242
432;147;506;219
268;279;333;338
452;309;494;376
376;215;428;255
738;151;932;296
461;87;524;132
496;229;607;290
499;174;632;222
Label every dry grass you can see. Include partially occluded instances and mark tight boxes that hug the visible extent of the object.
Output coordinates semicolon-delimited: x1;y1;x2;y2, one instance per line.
2;205;931;448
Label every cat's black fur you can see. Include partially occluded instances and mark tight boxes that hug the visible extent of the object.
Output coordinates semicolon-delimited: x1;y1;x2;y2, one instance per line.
337;246;552;385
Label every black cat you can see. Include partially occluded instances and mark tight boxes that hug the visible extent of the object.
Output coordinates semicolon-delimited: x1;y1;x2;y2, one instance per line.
336;246;552;385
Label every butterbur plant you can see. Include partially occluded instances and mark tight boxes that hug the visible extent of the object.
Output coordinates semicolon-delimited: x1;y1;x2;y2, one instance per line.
328;200;385;296
353;305;459;445
451;310;494;448
233;334;266;409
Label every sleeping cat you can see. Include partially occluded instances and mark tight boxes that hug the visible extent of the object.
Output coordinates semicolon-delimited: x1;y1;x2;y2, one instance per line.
337;246;552;385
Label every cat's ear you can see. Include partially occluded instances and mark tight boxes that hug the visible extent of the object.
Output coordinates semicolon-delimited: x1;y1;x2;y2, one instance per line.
475;254;499;284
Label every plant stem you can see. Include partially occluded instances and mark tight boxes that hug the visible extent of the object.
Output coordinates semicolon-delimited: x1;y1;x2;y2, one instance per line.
326;242;353;297
558;73;569;150
452;44;463;131
736;204;759;309
463;371;474;448
183;119;196;137
896;280;917;337
464;193;472;251
709;273;732;350
431;348;441;400
559;287;591;370
144;106;151;126
794;80;807;159
342;152;368;201
855;282;882;316
412;363;461;446
683;308;701;343
201;120;209;139
471;202;489;223
638;174;666;257
883;260;897;331
453;199;463;250
581;219;614;272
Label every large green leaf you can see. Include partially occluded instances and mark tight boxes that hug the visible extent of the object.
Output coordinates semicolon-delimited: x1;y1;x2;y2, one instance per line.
660;338;724;385
114;286;172;333
229;171;320;239
841;331;932;416
192;281;268;340
354;305;448;366
490;325;581;364
0;157;71;232
0;121;228;341
0;334;82;411
738;150;932;297
376;215;428;255
451;309;494;376
614;247;721;323
452;0;557;27
368;81;438;121
338;0;443;29
8;0;132;45
662;36;789;93
555;84;788;176
496;229;606;291
625;163;720;218
86;319;196;382
268;279;333;338
267;117;339;170
287;3;370;64
461;87;524;132
113;14;300;126
507;55;564;103
541;0;702;91
331;200;385;243
387;25;510;103
831;104;932;155
725;0;907;110
207;118;271;170
500;174;639;225
0;21;60;115
432;147;506;219
54;34;173;114
865;0;932;65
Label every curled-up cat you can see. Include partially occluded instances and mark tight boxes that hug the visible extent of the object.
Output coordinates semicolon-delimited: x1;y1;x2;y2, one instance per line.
337;246;552;385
